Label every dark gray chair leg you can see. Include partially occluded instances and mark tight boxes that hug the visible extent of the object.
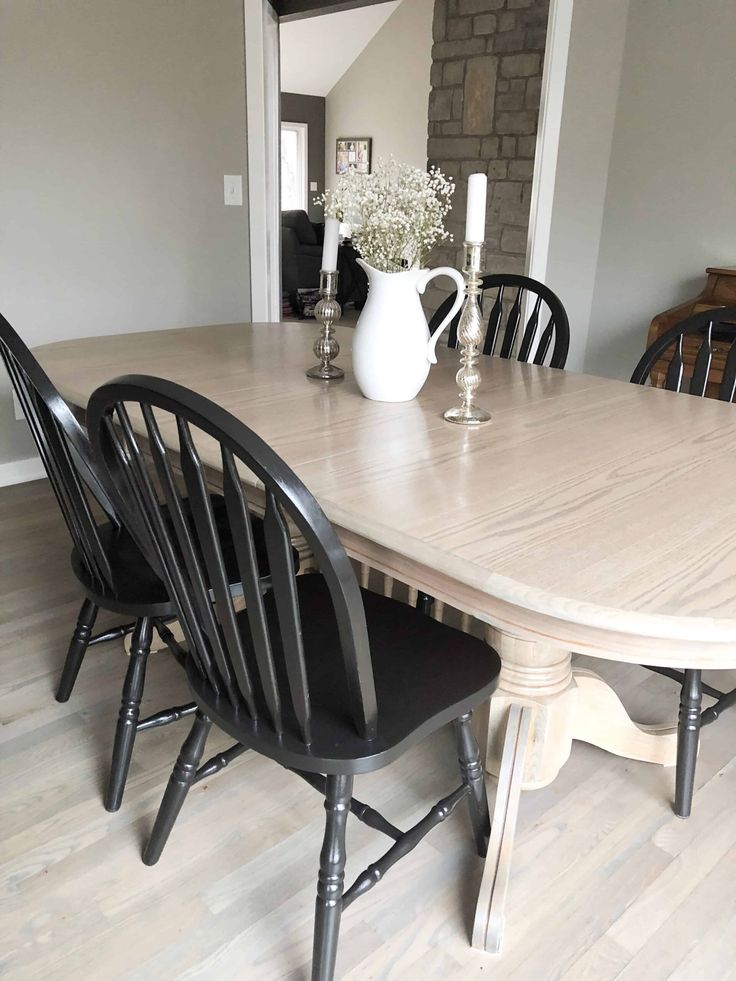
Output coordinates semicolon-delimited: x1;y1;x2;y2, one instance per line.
105;617;153;812
143;709;212;866
675;669;702;818
415;591;434;616
455;711;491;856
312;773;353;981
56;598;98;702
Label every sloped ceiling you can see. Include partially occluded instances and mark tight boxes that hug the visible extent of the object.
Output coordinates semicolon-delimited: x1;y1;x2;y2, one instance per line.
280;1;401;97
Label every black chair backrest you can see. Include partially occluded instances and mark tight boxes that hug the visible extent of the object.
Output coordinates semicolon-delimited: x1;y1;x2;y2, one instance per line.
0;315;117;590
428;273;570;369
87;375;378;745
630;306;736;401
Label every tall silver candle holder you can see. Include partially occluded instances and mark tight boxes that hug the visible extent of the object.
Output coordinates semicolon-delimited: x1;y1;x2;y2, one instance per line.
306;269;344;380
443;241;491;426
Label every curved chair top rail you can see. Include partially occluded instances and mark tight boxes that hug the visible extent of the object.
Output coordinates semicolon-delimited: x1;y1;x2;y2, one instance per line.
87;374;378;746
630;305;736;401
0;314;117;587
428;272;570;370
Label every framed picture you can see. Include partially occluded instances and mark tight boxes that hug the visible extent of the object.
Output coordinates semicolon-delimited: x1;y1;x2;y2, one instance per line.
336;137;372;176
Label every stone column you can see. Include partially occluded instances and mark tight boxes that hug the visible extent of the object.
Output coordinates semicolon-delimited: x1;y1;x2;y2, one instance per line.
425;0;549;312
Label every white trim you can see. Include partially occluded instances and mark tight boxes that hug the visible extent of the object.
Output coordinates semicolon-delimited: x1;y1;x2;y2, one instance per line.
244;0;282;322
0;456;46;487
525;0;574;284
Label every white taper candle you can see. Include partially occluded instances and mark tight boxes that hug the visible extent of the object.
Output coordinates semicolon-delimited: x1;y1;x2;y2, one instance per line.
321;217;340;272
465;173;488;244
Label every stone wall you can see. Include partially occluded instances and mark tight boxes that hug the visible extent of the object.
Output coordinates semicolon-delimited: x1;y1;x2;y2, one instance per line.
426;0;549;309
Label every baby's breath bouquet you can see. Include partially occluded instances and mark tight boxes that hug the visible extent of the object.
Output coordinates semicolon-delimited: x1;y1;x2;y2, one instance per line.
318;159;454;273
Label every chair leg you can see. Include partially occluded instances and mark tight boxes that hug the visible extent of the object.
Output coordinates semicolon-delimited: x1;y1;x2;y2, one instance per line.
104;617;154;812
56;598;98;702
415;591;434;616
142;709;212;866
675;669;702;818
312;773;352;981
455;712;491;857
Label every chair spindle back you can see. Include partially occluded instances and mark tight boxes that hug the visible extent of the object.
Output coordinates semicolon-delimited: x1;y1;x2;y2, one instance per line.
630;307;736;401
88;375;378;747
0;315;115;590
429;273;570;369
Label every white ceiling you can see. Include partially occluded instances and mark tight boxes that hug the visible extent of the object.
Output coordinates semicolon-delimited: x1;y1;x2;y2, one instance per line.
280;2;401;98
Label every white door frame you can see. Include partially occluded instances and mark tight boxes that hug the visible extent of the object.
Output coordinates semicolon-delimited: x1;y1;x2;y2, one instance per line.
244;0;281;322
525;0;574;284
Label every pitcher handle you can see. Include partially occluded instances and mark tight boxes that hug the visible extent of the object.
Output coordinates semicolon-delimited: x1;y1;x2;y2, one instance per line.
417;267;466;364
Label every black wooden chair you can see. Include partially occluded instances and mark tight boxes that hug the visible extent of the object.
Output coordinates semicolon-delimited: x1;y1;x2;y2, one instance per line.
631;305;736;399
419;274;571;618
0;315;294;812
631;305;736;818
428;272;570;369
87;374;501;981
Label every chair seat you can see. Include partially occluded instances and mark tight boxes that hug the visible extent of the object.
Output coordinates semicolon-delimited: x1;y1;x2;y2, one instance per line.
71;495;298;617
188;573;501;775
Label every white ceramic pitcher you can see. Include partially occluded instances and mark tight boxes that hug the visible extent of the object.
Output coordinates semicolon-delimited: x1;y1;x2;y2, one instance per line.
352;259;465;402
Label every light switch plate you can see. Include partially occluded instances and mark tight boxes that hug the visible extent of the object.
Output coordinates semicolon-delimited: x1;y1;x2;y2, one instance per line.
309;181;318;192
224;175;243;206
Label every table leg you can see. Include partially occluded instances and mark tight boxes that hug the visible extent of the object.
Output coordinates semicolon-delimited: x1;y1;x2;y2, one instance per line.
484;630;576;789
572;667;678;765
472;702;532;954
471;630;679;954
484;630;678;789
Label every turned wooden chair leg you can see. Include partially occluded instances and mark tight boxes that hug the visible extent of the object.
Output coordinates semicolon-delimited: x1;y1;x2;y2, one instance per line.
675;668;702;818
415;591;434;616
312;773;352;981
104;617;153;812
143;709;212;866
455;711;491;857
56;598;98;702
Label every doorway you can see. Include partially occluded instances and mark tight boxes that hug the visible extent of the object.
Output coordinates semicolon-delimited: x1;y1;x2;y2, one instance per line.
277;0;429;322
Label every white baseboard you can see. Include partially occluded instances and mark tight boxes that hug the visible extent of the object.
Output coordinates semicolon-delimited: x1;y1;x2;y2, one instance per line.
0;456;46;487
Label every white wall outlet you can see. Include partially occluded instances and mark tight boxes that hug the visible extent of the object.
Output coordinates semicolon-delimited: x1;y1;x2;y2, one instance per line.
224;175;243;206
12;389;25;421
309;181;318;192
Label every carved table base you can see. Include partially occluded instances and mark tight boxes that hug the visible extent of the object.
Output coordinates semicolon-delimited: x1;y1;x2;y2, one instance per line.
472;629;678;954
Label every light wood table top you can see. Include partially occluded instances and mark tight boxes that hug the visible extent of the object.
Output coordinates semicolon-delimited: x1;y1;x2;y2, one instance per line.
35;320;736;666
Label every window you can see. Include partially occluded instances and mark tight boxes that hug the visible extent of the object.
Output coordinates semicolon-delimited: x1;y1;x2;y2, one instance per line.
281;122;308;212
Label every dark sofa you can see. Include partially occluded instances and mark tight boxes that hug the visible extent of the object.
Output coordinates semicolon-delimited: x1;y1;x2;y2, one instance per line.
281;210;324;294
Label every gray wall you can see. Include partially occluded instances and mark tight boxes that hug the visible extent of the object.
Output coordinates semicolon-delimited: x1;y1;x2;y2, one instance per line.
0;0;251;470
281;92;326;223
325;0;434;188
582;0;736;380
545;0;630;372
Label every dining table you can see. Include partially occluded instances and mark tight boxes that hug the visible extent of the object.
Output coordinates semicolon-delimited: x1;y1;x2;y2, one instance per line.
34;320;736;954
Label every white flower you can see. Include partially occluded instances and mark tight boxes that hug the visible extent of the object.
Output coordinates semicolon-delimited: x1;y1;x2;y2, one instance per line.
316;158;455;274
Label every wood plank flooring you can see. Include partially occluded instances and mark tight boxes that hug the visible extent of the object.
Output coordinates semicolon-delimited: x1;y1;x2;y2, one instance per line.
2;479;736;979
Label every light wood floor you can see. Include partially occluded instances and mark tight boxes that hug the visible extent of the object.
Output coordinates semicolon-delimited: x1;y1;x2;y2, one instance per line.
3;479;736;980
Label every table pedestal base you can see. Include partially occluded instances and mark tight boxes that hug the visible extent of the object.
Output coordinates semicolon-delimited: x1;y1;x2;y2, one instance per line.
472;630;678;954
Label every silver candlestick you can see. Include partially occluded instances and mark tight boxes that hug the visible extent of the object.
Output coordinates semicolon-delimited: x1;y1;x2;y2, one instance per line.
306;269;344;380
443;241;491;426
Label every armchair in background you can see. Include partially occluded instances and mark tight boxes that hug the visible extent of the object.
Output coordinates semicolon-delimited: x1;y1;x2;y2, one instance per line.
281;210;324;299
